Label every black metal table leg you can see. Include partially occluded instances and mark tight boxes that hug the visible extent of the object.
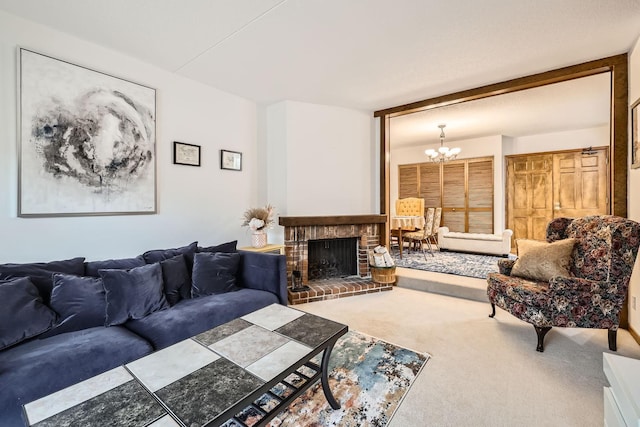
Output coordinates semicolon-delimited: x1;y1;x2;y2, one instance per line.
320;341;340;409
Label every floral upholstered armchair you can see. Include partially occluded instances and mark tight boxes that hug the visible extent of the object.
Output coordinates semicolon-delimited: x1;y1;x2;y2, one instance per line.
486;215;640;352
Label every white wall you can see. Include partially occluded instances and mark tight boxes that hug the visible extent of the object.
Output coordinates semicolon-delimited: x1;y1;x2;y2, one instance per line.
627;34;640;334
264;100;376;243
0;11;259;262
510;126;609;154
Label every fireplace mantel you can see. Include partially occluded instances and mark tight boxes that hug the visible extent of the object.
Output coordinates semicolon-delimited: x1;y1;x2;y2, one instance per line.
279;214;387;227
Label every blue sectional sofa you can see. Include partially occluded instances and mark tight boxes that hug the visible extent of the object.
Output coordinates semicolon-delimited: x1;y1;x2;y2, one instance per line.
0;241;287;426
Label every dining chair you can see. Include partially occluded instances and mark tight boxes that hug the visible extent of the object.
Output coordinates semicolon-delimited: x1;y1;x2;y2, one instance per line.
395;197;425;217
403;208;435;259
391;197;425;254
431;207;442;249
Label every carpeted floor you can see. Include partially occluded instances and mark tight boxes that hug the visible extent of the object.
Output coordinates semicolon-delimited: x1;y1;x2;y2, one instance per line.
392;249;513;279
295;287;640;427
268;331;429;427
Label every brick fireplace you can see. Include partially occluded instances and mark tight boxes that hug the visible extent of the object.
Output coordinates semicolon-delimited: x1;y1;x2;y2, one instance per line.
279;214;392;304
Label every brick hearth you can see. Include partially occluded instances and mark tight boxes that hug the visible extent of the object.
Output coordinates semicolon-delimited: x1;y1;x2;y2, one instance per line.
279;215;390;304
288;277;392;304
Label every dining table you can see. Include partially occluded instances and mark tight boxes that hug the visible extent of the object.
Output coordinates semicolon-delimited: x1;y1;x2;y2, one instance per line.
390;215;426;259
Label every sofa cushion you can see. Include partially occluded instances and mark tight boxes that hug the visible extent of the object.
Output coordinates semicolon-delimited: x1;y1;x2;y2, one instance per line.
41;274;106;338
0;277;57;351
512;238;576;282
84;256;146;277
142;241;198;268
124;288;279;350
0;326;153;427
100;263;170;326
197;240;238;254
160;254;191;305
0;257;85;304
191;252;241;298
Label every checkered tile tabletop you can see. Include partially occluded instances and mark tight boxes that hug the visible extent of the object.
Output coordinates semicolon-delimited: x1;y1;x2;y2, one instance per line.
24;304;347;427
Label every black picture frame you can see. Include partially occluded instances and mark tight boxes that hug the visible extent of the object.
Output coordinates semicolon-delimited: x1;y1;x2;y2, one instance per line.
220;149;242;171
173;141;201;167
632;97;640;169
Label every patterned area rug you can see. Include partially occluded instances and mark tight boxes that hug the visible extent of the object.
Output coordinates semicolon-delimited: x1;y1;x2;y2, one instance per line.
261;331;429;427
392;249;514;279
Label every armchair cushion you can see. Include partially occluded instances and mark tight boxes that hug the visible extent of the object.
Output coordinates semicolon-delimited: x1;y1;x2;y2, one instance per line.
511;238;575;282
487;273;550;307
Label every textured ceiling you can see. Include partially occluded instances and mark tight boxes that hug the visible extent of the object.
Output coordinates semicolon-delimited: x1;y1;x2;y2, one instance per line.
0;0;637;147
390;73;611;147
0;0;639;113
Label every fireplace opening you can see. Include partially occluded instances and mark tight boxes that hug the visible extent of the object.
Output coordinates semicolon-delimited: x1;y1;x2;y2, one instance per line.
308;237;358;280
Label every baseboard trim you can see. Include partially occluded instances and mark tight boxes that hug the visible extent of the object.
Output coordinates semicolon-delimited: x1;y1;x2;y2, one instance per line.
629;325;640;347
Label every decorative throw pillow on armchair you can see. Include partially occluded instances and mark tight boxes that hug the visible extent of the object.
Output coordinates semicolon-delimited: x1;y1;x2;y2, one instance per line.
511;238;576;282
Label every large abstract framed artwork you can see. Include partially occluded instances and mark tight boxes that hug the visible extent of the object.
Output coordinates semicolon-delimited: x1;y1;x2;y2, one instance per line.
18;48;157;217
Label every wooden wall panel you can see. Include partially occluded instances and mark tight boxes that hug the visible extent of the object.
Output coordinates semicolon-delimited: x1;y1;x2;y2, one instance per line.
419;163;441;208
468;160;493;209
468;211;493;234
399;165;418;199
398;156;494;233
442;163;465;208
443;211;465;232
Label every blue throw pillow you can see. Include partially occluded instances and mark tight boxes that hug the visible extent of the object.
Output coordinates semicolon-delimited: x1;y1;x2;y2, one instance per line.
160;255;191;305
142;242;198;265
100;263;170;326
197;240;238;254
85;256;146;277
0;277;57;350
41;274;107;338
0;257;86;305
191;252;241;298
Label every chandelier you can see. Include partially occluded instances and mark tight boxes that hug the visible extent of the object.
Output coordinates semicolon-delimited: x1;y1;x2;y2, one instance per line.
424;124;460;162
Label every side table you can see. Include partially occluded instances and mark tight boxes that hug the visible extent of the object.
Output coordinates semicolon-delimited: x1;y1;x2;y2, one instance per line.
239;244;285;255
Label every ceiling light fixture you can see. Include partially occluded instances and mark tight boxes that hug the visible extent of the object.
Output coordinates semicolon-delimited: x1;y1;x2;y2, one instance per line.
424;124;460;162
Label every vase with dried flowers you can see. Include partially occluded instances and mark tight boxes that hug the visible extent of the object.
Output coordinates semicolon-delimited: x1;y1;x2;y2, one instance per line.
242;204;275;248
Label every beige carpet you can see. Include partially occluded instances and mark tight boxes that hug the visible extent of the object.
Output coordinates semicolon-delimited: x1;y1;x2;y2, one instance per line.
294;287;640;427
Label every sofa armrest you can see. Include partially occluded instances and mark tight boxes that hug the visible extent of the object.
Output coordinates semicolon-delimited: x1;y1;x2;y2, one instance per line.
237;251;288;305
498;259;516;275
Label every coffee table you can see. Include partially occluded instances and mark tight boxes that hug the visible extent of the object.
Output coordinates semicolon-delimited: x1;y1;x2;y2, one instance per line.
23;304;348;427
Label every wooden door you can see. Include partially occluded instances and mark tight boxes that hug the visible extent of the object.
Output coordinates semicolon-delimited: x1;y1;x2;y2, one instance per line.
419;163;441;213
468;159;493;233
442;161;466;232
506;154;554;243
553;148;608;218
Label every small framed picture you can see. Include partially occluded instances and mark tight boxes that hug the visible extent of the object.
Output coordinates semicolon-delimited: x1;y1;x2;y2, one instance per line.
220;149;242;171
632;98;640;169
173;141;201;166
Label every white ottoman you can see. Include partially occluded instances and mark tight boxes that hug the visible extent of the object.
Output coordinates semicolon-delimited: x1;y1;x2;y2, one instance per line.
438;227;512;256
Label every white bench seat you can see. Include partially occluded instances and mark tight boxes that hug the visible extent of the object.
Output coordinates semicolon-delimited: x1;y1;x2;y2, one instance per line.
438;227;512;256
